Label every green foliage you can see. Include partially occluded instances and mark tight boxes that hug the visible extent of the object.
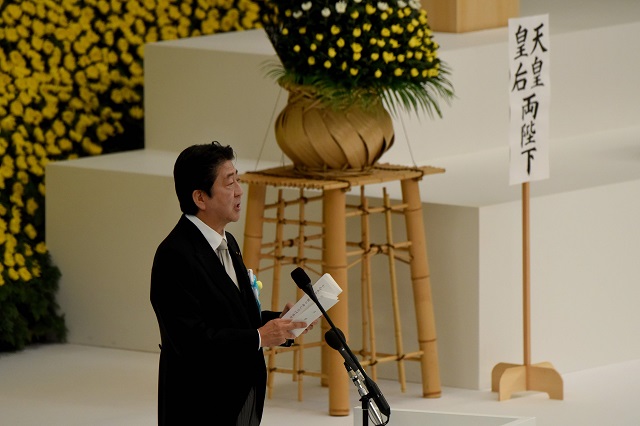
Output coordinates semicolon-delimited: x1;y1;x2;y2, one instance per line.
0;251;65;351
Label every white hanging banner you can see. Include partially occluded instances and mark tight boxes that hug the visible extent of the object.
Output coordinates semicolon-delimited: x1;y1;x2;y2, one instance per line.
508;14;551;185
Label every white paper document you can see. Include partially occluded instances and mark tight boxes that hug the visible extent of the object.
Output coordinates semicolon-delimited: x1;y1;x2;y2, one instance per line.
282;273;342;337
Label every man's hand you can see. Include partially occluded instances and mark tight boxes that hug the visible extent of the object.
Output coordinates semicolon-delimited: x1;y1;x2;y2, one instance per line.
258;318;307;348
277;302;319;337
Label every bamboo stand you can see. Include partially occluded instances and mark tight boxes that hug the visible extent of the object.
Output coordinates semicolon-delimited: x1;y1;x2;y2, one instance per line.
491;182;563;401
240;164;444;416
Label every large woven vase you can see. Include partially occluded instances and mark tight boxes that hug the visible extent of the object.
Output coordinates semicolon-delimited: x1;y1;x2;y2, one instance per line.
275;85;395;174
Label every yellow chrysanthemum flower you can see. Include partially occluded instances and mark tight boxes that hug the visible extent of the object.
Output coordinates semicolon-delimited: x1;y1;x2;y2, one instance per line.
1;116;16;131
4;250;14;268
26;198;39;216
35;242;48;254
8;218;21;236
24;224;37;240
8;268;20;281
129;106;144;119
18;267;32;282
10;100;24;116
82;138;103;155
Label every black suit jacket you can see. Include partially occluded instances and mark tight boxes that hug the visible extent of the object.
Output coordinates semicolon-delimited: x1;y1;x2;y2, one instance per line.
150;215;279;425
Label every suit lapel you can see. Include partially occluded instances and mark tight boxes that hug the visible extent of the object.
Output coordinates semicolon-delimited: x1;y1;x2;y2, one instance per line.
227;234;262;325
178;216;260;326
179;217;248;316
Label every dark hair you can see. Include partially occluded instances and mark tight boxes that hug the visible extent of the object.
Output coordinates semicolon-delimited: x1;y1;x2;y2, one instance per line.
173;141;236;215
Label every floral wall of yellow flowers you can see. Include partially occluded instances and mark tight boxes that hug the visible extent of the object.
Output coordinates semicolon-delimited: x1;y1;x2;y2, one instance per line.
0;0;262;350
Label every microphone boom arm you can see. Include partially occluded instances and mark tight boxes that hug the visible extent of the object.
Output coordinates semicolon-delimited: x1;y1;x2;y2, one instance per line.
290;268;390;424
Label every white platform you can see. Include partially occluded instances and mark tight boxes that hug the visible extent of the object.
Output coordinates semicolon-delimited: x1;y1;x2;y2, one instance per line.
354;407;535;426
3;344;640;425
45;0;640;394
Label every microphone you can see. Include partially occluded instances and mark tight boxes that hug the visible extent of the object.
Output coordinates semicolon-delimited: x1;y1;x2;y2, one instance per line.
325;329;390;422
291;267;390;424
291;266;315;299
290;266;337;330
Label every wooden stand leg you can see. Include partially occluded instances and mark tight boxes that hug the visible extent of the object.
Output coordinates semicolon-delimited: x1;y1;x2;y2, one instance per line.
323;188;350;416
400;178;442;398
242;184;266;271
242;184;275;396
359;188;378;381
383;188;407;392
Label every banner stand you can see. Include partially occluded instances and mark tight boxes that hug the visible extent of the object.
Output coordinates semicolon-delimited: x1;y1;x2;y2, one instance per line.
491;182;563;401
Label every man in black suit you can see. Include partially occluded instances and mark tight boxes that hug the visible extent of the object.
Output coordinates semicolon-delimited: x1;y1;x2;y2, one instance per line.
151;142;309;425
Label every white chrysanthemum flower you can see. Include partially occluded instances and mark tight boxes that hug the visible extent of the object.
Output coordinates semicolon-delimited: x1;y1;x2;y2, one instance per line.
293;10;302;18
335;1;347;13
322;7;331;17
408;0;421;9
398;0;407;7
377;2;389;11
302;2;312;11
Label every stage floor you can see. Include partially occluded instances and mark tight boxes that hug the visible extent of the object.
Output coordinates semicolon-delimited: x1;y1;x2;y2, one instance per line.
0;344;638;425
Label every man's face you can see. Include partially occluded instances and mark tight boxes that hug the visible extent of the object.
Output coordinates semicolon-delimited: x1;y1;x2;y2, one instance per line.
197;160;243;234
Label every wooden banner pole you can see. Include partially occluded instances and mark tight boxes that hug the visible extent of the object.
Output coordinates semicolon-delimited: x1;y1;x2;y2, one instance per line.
523;182;531;369
490;182;563;401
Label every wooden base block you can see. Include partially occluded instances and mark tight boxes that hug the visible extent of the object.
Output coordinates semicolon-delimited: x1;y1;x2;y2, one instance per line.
491;362;564;401
421;0;519;33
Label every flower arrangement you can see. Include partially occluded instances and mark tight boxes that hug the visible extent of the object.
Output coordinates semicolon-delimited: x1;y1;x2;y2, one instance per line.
262;0;454;116
0;0;263;351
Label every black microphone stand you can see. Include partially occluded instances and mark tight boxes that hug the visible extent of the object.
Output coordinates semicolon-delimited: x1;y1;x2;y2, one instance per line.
359;377;379;426
326;328;387;426
291;268;390;425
